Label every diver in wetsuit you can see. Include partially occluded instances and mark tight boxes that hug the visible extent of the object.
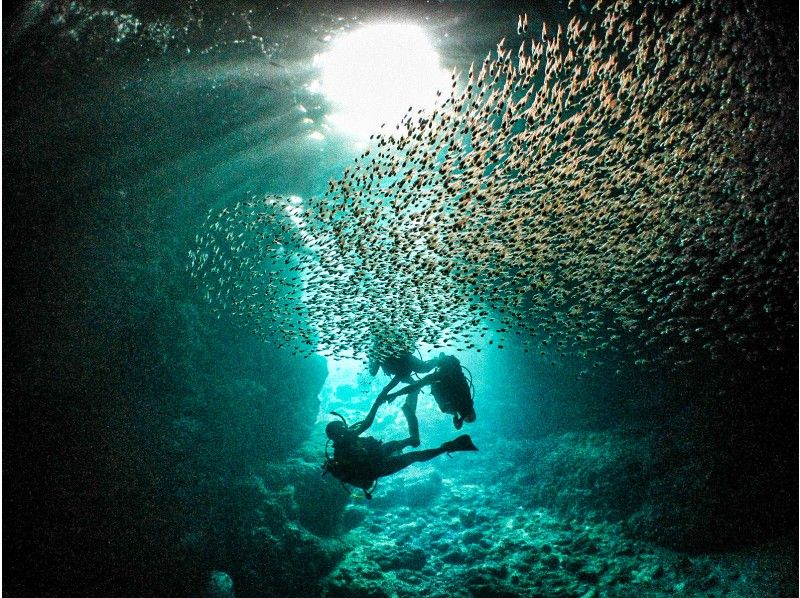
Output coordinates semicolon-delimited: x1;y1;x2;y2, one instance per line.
384;353;477;430
322;395;478;499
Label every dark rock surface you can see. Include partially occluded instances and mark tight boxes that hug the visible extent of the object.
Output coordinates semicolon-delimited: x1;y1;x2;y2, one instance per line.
4;192;329;596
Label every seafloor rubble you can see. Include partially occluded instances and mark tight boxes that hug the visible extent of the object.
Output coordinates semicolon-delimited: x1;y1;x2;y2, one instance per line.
207;430;796;598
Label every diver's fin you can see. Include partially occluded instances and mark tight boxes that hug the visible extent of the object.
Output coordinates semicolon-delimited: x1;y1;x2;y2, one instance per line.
441;434;478;453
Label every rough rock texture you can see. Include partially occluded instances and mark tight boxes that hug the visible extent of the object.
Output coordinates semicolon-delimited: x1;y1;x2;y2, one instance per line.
221;474;347;596
5;172;329;596
4;40;336;592
481;425;794;552
511;432;653;523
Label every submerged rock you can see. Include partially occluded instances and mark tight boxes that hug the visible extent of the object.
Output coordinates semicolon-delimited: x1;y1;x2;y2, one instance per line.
206;570;235;598
374;470;444;508
341;505;369;531
375;547;427;571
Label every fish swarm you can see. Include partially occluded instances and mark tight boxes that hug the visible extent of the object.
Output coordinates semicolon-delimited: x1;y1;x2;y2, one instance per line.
190;0;797;369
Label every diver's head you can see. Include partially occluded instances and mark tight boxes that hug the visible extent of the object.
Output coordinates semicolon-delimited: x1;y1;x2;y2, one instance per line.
325;420;349;441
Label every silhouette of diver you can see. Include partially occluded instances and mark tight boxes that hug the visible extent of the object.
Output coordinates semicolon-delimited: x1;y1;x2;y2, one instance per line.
384;353;477;431
322;395;477;499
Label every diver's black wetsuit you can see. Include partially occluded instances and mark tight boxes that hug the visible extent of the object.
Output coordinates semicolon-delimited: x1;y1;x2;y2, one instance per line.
384;354;476;430
324;394;477;498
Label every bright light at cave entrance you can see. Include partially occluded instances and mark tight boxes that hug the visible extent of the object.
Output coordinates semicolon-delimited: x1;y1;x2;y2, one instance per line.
313;23;450;138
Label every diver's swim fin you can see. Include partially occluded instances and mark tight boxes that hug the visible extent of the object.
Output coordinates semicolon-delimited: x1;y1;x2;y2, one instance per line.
441;434;478;453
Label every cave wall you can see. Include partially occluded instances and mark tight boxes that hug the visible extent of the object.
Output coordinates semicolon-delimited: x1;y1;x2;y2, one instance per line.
474;340;797;551
3;52;330;596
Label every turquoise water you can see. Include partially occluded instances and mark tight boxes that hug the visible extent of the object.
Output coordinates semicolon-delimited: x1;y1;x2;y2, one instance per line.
5;1;797;596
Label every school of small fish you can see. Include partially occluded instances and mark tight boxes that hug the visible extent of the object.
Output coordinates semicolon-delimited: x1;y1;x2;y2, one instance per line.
189;0;797;369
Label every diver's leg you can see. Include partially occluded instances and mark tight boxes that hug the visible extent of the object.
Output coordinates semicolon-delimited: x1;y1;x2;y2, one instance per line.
402;390;420;447
378;447;448;476
377;435;477;477
382;437;417;453
382;440;406;454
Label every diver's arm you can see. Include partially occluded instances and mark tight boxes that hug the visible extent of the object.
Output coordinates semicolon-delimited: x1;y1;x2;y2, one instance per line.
350;394;387;435
408;354;438;374
377;375;403;400
384;373;437;400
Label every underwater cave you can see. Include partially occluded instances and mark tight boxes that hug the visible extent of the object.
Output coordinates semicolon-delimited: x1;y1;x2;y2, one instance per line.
4;0;797;596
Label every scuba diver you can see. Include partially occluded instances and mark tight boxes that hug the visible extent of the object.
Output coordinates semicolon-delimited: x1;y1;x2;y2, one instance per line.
384;353;477;430
322;395;478;499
